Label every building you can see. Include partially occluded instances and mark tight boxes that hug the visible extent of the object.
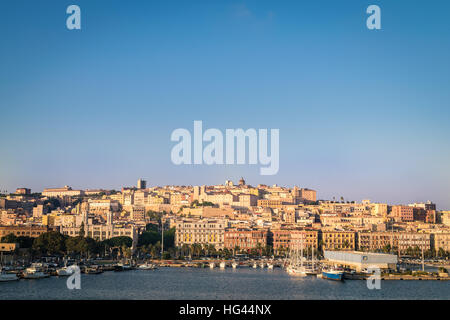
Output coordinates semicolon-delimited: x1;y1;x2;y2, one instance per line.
0;243;18;252
224;228;268;251
0;225;48;238
15;188;31;195
433;233;450;254
175;218;227;250
323;251;398;272
290;230;319;250
398;233;431;254
299;188;317;202
32;205;46;218
322;231;356;251
358;232;399;252
391;205;414;222
137;179;147;190
42;186;84;198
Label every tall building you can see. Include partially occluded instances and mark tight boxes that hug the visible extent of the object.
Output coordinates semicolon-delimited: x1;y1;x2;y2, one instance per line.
391;205;414;222
299;188;317;202
137;179;147;190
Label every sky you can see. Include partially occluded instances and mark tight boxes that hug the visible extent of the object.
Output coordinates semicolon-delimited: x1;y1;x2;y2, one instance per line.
1;0;450;209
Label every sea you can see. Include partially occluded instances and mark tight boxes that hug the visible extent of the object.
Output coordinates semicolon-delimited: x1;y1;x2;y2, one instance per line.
1;267;449;300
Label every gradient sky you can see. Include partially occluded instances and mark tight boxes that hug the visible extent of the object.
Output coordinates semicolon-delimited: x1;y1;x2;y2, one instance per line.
1;0;450;209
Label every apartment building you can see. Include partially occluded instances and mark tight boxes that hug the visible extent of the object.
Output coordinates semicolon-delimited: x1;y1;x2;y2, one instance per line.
0;225;48;238
322;231;356;251
175;218;227;250
224;228;268;251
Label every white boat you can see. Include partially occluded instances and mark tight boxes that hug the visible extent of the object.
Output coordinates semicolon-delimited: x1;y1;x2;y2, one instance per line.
219;262;226;269
23;267;49;279
209;262;215;269
252;262;258;269
231;262;238;269
267;264;274;270
138;263;157;270
56;267;72;276
316;273;323;279
0;269;19;282
260;262;265;269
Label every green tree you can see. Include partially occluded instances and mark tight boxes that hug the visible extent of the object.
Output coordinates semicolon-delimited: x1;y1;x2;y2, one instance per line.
1;233;18;243
32;232;66;255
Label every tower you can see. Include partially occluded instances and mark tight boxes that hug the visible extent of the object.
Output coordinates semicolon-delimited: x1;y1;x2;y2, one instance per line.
107;211;113;225
137;179;147;189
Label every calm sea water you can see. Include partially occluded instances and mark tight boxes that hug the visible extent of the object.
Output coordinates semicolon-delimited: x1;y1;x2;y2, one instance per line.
1;268;449;300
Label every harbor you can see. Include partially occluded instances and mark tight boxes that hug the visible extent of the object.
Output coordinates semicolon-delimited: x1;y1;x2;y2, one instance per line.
1;266;449;300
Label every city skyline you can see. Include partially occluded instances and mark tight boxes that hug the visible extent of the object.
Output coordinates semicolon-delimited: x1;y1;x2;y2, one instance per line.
1;0;450;209
2;178;444;211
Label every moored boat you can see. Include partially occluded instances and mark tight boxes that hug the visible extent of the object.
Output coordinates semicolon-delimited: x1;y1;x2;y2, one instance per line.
23;267;49;279
138;263;157;270
0;268;19;282
322;269;344;281
219;262;226;269
85;265;103;274
209;262;215;269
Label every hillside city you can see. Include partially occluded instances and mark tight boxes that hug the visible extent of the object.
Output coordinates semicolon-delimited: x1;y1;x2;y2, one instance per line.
1;178;450;262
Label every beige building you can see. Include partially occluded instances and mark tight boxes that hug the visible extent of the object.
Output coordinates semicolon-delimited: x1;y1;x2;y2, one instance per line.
175;218;227;249
322;231;356;251
433;233;450;253
42;186;84;197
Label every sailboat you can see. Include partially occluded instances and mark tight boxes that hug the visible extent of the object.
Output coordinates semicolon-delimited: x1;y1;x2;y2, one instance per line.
304;246;319;275
286;236;307;277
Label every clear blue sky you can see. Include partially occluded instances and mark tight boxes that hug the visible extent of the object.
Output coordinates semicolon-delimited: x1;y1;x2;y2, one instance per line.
1;0;449;209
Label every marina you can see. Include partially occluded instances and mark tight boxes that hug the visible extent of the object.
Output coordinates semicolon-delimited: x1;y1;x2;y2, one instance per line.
0;266;449;300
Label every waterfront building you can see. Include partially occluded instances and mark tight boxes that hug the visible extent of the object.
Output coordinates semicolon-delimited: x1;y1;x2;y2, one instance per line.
0;243;18;252
175;218;227;250
433;233;450;254
322;231;356;251
224;228;268;251
358;232;399;252
398;232;431;254
323;250;398;272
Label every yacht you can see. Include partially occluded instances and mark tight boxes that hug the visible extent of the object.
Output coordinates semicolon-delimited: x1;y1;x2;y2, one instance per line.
0;268;19;282
23;266;49;279
259;262;265;269
267;263;274;270
85;265;103;274
209;262;215;269
56;266;72;276
138;263;157;270
252;262;258;269
231;261;238;269
219;262;226;269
